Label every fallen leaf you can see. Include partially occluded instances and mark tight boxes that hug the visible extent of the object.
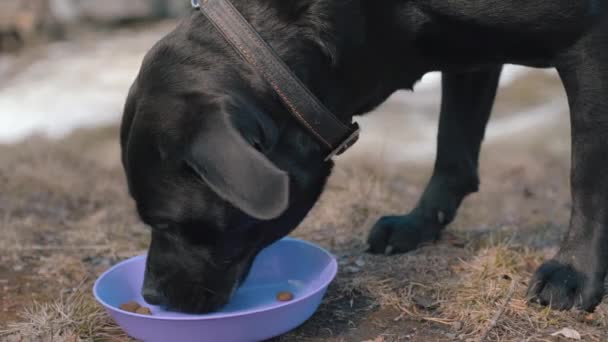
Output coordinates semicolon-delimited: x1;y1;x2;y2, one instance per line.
551;328;581;340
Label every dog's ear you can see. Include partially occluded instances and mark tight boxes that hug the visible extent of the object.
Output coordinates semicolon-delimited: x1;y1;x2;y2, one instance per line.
185;112;289;220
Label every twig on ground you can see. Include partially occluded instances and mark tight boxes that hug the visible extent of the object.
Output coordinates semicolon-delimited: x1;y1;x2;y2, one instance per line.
396;304;455;326
478;280;518;342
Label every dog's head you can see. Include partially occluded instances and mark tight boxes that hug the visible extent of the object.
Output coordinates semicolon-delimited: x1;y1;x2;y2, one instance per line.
120;1;374;313
121;85;333;312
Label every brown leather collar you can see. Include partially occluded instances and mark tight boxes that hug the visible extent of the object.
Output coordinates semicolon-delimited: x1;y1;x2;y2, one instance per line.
192;0;360;161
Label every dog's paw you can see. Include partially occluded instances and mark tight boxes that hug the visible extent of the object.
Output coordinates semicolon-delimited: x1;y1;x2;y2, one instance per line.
367;214;442;255
527;260;604;312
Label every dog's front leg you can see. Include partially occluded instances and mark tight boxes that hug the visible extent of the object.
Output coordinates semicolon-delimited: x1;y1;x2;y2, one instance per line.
527;27;608;311
368;66;502;254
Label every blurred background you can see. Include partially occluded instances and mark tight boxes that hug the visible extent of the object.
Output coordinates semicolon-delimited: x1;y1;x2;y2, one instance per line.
0;0;189;143
3;2;594;341
0;0;566;152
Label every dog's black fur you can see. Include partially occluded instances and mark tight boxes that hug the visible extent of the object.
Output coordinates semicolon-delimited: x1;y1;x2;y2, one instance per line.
121;0;608;313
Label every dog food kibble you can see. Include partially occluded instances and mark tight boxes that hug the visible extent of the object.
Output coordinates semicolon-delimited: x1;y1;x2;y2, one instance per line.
135;306;152;315
277;291;294;302
120;301;140;313
119;301;153;315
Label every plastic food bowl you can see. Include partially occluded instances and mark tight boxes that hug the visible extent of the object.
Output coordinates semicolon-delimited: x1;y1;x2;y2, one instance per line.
93;238;338;342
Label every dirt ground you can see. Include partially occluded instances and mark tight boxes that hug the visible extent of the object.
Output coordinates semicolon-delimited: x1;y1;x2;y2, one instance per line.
2;111;608;342
1;29;608;342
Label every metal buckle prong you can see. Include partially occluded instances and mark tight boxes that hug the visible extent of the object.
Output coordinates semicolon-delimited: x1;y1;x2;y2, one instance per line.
325;122;360;161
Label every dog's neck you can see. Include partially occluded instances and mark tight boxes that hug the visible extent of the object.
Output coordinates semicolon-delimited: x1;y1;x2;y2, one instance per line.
196;0;599;125
206;0;426;123
185;0;442;126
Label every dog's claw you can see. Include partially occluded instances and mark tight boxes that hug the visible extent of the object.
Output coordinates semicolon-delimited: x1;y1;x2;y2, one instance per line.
527;259;604;311
437;211;446;225
384;245;394;255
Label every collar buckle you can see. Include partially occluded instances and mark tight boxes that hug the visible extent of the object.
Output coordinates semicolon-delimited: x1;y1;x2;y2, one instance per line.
325;122;360;161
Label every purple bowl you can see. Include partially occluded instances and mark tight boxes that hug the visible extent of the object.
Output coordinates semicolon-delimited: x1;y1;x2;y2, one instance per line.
93;238;338;342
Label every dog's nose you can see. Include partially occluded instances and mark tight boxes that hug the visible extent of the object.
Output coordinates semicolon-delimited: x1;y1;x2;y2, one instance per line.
142;287;164;305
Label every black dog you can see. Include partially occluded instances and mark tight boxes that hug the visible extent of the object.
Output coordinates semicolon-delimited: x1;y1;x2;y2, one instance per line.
121;0;608;313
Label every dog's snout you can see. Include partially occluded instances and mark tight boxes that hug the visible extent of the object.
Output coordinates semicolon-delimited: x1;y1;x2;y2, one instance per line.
142;287;164;305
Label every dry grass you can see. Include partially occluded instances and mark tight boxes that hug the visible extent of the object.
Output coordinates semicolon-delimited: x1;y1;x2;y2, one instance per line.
437;244;607;341
0;123;608;341
1;281;127;342
1;77;607;340
0;131;608;341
